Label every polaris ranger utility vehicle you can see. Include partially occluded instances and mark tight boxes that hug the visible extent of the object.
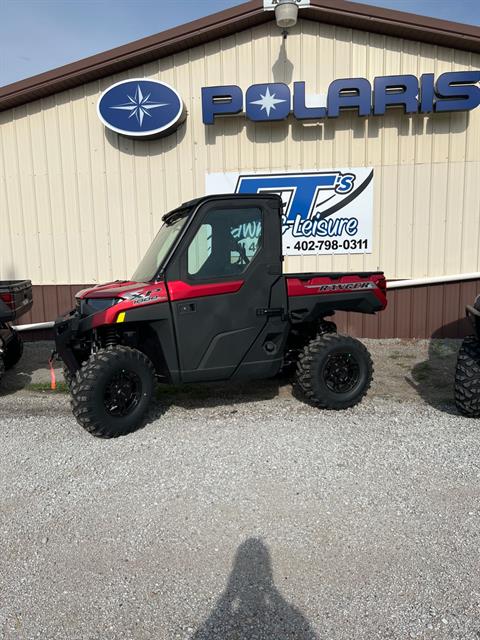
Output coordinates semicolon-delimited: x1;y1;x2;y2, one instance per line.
54;194;387;438
455;297;480;416
0;280;33;384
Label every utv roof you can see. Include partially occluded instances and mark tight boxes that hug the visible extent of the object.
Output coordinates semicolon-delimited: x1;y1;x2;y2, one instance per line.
162;193;283;222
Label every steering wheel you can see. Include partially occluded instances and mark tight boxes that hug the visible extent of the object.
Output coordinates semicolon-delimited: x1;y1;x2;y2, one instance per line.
229;234;250;266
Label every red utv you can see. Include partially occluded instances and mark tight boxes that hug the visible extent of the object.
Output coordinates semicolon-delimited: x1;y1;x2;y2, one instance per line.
54;194;387;437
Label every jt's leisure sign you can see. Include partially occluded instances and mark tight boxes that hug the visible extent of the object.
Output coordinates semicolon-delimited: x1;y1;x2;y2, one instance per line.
207;168;374;257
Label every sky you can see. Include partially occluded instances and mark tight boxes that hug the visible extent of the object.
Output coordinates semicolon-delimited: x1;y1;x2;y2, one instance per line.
1;0;479;87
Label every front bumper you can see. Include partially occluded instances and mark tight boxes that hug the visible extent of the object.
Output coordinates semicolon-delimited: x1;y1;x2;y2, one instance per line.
54;311;90;372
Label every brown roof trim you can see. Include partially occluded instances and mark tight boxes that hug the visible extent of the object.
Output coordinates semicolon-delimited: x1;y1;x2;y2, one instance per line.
1;0;479;112
308;0;480;48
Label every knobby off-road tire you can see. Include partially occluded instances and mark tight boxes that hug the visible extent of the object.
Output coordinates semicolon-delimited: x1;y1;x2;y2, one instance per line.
3;330;23;370
0;355;5;385
295;333;373;410
455;335;480;417
71;346;156;438
63;366;77;391
279;321;339;379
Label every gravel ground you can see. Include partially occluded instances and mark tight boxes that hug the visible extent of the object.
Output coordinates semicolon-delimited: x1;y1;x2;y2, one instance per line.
1;340;480;639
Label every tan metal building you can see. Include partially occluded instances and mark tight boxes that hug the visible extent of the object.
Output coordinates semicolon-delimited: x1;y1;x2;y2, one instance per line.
1;0;480;337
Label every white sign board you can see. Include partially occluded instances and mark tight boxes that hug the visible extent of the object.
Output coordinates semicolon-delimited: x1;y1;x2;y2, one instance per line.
263;0;310;9
206;168;374;256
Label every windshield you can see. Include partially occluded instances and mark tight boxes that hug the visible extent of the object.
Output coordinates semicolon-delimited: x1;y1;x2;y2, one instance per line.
132;213;188;282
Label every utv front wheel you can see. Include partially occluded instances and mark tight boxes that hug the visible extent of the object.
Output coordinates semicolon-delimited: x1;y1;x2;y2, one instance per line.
71;346;156;438
63;366;77;391
455;336;480;417
295;334;373;409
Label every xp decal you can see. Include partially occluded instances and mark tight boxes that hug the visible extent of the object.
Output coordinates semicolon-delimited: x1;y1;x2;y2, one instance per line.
202;71;480;125
129;292;160;305
97;79;186;138
206;169;374;256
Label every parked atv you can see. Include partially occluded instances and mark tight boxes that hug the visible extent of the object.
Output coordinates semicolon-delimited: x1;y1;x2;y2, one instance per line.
0;280;33;384
54;194;388;438
455;297;480;416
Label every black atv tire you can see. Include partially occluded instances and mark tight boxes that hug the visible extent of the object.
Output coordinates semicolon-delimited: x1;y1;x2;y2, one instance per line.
454;335;480;417
279;321;338;379
63;366;77;391
3;330;23;370
71;346;156;438
0;356;5;385
295;333;373;409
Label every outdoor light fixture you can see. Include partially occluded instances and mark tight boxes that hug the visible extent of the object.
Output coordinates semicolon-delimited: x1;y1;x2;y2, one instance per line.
275;0;299;31
263;0;309;38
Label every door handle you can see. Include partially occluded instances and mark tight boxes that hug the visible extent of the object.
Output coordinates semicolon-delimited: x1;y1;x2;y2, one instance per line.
256;308;285;318
178;302;197;314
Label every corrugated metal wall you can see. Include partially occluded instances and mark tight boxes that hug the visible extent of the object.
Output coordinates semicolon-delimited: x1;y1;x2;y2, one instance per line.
1;18;480;286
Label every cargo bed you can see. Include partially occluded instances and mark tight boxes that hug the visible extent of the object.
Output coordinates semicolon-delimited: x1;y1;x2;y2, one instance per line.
0;280;33;323
285;271;387;321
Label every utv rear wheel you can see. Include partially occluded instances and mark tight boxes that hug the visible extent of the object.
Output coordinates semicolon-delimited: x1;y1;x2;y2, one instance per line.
295;334;373;409
455;335;480;417
3;331;23;370
71;346;156;438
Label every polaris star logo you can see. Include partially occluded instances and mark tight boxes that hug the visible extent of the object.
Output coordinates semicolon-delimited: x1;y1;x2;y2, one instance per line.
246;84;290;121
97;79;186;138
110;85;168;127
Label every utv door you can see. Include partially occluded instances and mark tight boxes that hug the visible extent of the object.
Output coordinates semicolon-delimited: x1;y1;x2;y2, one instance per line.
165;197;288;383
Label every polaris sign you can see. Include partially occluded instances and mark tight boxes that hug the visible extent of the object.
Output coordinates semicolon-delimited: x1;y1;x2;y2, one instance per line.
206;169;374;256
97;79;186;138
202;72;480;124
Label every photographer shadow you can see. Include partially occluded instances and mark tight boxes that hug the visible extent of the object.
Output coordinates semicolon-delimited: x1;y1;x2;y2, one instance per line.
408;321;466;414
192;538;318;639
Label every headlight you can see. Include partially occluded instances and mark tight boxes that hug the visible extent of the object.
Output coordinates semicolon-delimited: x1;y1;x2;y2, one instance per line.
85;298;121;312
75;298;121;316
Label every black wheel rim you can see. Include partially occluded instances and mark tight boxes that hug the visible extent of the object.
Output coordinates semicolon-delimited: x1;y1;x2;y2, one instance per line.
323;351;361;394
104;369;142;417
